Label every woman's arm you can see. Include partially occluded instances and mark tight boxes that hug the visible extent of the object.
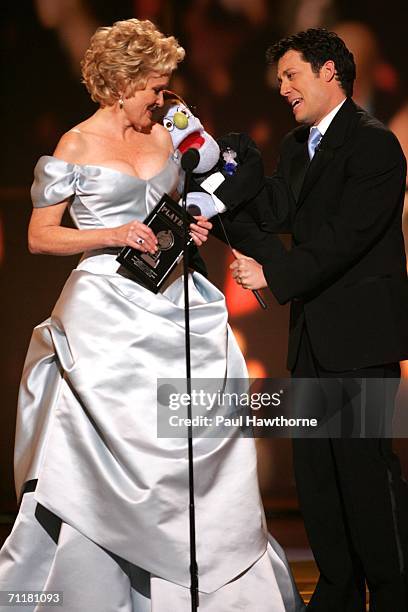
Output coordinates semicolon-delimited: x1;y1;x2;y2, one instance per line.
28;200;211;255
29;131;159;256
28;202;159;256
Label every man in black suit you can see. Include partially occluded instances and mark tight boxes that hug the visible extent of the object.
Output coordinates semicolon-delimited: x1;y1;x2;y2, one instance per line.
229;29;408;611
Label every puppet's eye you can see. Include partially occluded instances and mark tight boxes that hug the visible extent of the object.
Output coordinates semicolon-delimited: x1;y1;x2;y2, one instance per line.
177;105;190;117
163;118;174;132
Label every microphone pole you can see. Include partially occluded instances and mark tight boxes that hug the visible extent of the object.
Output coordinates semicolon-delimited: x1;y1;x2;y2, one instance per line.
181;148;200;612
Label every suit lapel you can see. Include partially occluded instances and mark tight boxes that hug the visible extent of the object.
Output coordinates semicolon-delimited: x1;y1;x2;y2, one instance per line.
298;145;335;205
293;98;359;208
289;125;309;203
290;145;310;202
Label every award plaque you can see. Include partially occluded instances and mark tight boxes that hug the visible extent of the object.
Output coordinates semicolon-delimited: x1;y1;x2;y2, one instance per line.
116;194;195;293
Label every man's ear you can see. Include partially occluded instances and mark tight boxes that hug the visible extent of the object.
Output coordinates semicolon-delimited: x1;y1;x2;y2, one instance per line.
321;60;336;83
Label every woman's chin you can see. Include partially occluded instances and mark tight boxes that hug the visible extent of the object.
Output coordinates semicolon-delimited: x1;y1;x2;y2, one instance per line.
134;117;153;132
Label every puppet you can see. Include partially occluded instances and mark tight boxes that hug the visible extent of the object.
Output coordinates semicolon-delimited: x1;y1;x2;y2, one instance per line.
156;92;268;228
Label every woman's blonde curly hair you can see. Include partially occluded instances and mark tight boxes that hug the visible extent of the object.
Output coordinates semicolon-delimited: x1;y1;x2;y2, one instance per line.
81;19;185;107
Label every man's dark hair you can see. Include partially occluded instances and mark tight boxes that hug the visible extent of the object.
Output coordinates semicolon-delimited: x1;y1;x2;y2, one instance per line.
267;28;356;97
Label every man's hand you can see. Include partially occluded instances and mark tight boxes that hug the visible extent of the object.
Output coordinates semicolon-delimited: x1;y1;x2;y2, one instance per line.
230;249;267;290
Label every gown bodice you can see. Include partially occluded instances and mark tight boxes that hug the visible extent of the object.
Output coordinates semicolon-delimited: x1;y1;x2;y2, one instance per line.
31;153;181;229
31;153;181;273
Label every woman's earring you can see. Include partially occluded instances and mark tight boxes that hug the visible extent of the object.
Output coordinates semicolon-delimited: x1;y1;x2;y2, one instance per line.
119;97;124;110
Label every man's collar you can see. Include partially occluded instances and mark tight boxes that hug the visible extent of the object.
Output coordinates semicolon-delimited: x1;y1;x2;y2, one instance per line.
312;98;347;136
293;97;357;147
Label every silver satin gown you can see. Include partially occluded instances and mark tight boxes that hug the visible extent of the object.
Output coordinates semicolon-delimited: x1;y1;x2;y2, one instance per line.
0;154;305;611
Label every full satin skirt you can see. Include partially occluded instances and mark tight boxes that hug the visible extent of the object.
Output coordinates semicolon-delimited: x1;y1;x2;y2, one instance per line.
1;265;304;610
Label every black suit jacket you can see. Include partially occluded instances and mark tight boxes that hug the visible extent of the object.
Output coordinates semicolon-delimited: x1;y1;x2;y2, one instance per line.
203;132;288;252
225;98;408;371
188;132;268;275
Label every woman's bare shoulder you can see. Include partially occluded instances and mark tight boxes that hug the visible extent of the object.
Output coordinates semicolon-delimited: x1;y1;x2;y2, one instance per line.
53;128;92;164
53;114;101;163
151;122;173;151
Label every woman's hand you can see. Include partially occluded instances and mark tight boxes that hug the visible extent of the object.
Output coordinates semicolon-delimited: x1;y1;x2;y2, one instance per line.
190;216;212;246
113;220;158;253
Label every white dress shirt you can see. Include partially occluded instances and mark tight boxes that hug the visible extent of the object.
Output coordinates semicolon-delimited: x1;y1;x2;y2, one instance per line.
313;98;347;136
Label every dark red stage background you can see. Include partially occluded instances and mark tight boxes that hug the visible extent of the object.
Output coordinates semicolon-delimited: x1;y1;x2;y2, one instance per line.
1;0;407;515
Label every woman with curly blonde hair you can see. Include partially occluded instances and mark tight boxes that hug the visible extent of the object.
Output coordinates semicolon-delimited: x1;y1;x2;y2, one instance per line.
0;18;303;612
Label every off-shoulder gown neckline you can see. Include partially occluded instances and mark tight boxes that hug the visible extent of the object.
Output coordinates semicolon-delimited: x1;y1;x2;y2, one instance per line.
41;153;176;183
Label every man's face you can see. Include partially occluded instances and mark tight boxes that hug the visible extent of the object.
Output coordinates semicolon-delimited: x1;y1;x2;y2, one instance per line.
277;49;334;126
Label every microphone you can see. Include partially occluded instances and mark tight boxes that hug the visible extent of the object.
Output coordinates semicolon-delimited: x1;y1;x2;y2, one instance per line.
186;204;202;217
181;148;200;172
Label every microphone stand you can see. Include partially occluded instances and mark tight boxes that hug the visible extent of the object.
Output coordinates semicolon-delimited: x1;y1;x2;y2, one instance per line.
181;149;200;611
179;147;265;611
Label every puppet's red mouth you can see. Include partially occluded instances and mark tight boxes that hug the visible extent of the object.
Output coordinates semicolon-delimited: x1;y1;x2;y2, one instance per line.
178;131;205;153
